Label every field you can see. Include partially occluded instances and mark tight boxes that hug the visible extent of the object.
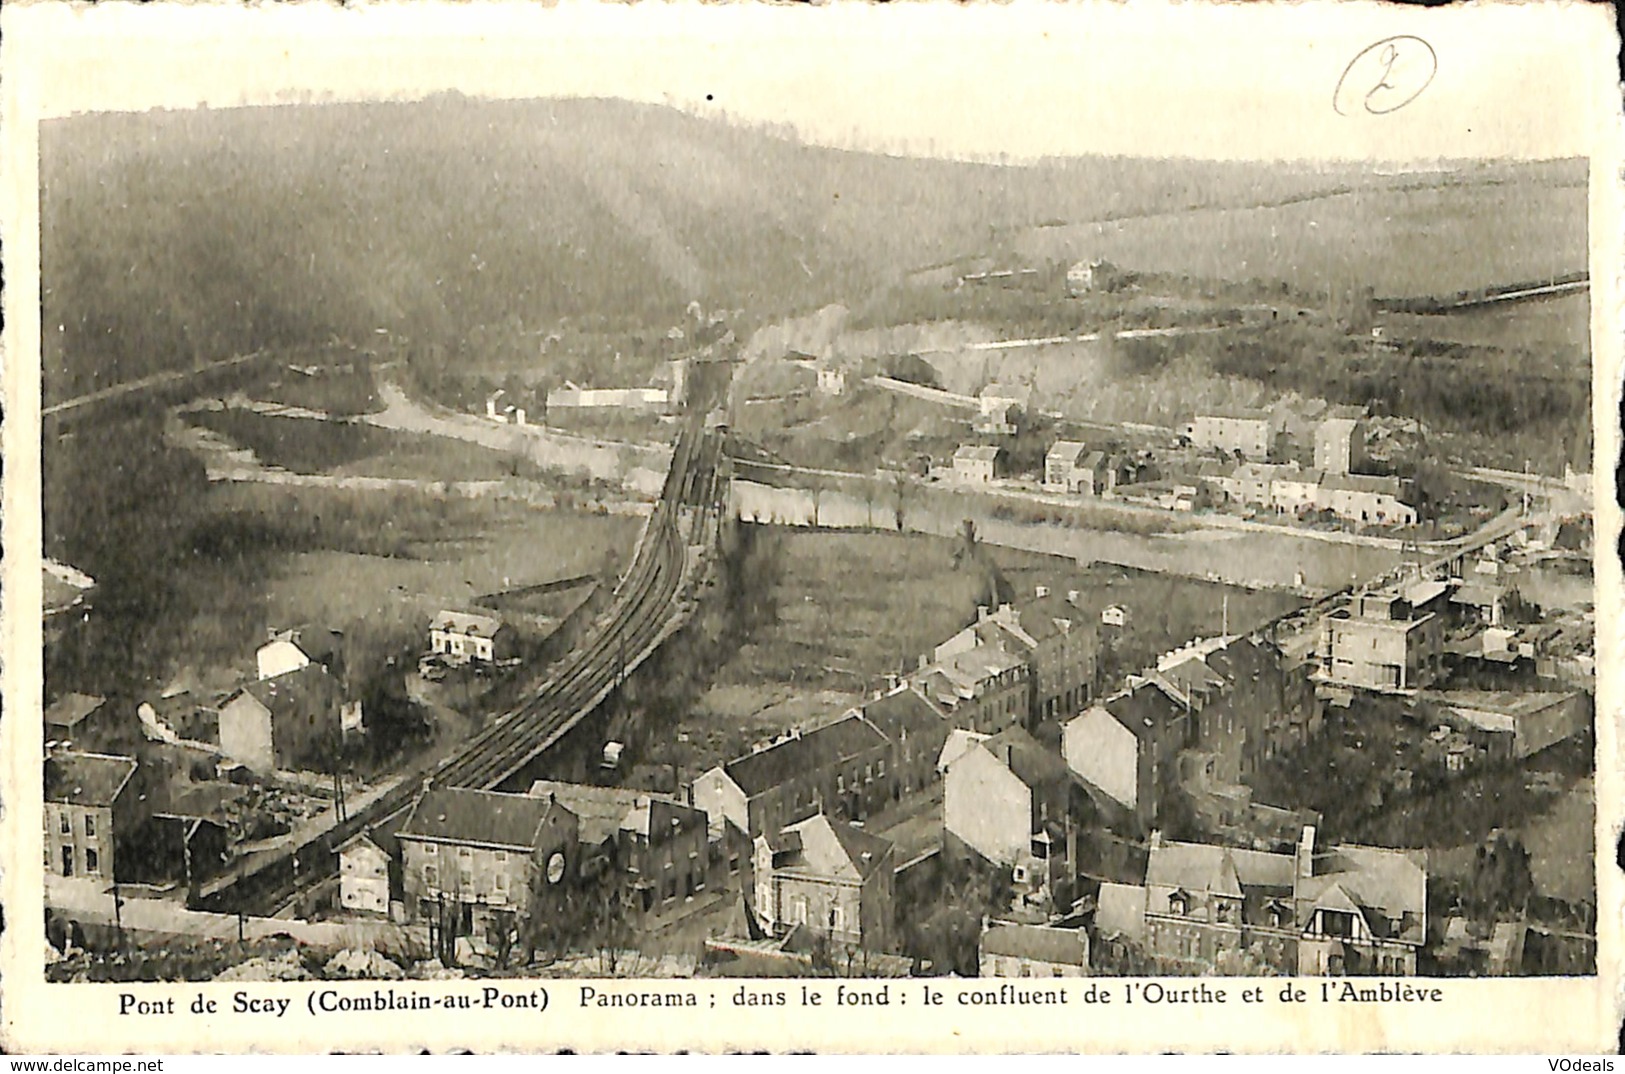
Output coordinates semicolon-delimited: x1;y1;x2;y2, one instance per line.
185;409;527;480
1011;173;1587;300
152;483;639;688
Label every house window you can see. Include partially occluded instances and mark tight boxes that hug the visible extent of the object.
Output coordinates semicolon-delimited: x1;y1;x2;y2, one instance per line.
424;865;437;885
61;846;74;877
84;815;96;838
877;759;886;777
495;873;507;892
458;847;472;858
85;848;100;875
495;851;507;863
59;813;71;836
424;844;437;856
1168;891;1189;917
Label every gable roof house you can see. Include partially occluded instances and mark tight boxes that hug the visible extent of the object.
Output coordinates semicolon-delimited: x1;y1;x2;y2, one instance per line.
1142;833;1300;974
218;664;344;774
1294;827;1427;976
429;610;517;665
44;693;116;748
44;750;151;884
1063;680;1191;834
944;727;1088;913
751;813;896;952
691;713;893;841
910;640;1032;735
850;684;950;797
256;626;345;683
398;786;580;931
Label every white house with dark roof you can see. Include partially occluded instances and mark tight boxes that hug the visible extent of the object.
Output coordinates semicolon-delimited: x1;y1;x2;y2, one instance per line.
429;610;515;665
398;786;579;935
44;693;114;746
256;626;345;682
953;444;1005;484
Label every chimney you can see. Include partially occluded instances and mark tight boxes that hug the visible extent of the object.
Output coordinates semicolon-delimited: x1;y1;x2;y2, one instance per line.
1003;743;1015;768
1296;825;1316;881
1035;585;1050;599
918;654;929;671
977;605;990;622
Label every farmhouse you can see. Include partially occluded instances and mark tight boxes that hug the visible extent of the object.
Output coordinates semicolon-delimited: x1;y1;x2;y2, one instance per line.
953;444;1005;484
428;609;516;665
44;750;148;883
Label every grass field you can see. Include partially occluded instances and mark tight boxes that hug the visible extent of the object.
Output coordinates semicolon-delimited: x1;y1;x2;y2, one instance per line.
1012;175;1587;300
169;484;638;686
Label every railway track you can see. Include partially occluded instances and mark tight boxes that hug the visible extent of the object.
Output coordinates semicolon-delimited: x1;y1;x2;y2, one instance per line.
206;378;731;915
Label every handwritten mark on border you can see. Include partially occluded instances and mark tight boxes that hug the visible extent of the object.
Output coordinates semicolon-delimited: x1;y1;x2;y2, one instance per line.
1334;36;1437;117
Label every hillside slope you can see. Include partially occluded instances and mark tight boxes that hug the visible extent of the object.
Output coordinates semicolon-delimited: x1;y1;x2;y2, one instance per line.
44;95;1443;403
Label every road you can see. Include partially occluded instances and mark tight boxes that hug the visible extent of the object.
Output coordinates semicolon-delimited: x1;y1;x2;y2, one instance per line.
48;876;406;949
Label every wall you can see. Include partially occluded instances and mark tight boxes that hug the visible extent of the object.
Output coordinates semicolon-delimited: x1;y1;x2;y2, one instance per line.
45;802;115;881
218;695;275;773
1064;708;1138;812
944;747;1030;867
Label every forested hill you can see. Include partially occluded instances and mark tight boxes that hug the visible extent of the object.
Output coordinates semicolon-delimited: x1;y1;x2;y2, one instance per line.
42;94;1452;404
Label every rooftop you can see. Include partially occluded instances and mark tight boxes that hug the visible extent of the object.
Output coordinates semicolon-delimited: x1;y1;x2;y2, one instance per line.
431;609;506;638
44;693;108;730
528;780;665;847
980;921;1089;966
777;813;893;882
45;751;139;808
955;444;1003;463
1046;440;1089;463
724;714;889;797
238;663;341;721
1146;840;1296;895
401;786;563;850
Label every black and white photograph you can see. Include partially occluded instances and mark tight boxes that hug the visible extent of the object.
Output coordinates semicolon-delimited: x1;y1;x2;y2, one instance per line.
5;0;1618;1054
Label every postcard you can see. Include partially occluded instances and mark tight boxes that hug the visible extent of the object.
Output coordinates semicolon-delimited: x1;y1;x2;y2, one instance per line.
1;0;1619;1054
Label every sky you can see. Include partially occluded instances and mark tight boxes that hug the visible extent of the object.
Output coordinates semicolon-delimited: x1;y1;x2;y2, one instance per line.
8;1;1614;164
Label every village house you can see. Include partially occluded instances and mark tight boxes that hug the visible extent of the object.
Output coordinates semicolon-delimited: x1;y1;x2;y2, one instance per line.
849;684;950;799
1318;590;1446;693
44;693;116;748
428;609;517;665
979;919;1091;977
1317;474;1417;526
44;750;149;883
691;713;893;841
953;444;1005;484
975;383;1031;436
909;641;1032;735
1294;827;1427;976
751;812;896;953
1044;441;1091;492
938;592;1099;727
1063;633;1314;833
218;663;346;774
1139;825;1427;976
1142;832;1299;975
1063;680;1190;833
815;364;847;396
1183;409;1276;460
527;780;714;917
1314;417;1368;476
337;827;400;918
399;786;580;938
1066;258;1121;296
944;727;1087;911
257;626;345;682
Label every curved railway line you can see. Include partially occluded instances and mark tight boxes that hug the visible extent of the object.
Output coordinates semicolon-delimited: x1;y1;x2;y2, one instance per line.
198;370;732;915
